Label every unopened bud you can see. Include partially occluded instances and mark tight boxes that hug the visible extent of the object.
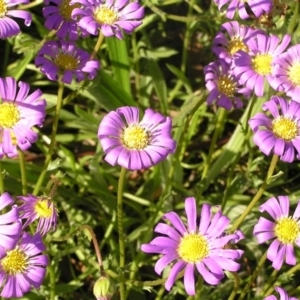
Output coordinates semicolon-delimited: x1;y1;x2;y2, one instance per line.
93;275;115;300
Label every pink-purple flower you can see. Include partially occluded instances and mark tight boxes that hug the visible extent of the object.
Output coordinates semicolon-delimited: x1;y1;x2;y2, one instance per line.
204;60;250;110
265;286;298;300
19;195;58;236
0;232;48;298
214;0;272;20
98;106;176;170
0;77;46;158
254;196;300;270
71;0;144;39
0;0;32;38
35;40;100;84
233;33;291;97
43;0;88;40
0;193;21;259
271;44;300;102
141;197;244;295
248;96;300;163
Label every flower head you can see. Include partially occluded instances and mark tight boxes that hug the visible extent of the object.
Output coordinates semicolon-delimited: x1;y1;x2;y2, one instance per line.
204;60;251;110
212;21;260;64
233;33;291;97
0;232;48;298
214;0;272;20
98;106;176;170
141;197;244;295
71;0;144;39
271;45;300;102
19;194;58;236
249;96;300;163
264;286;298;300
254;196;300;270
35;40;100;84
0;77;46;158
0;193;21;259
43;0;89;40
0;0;32;38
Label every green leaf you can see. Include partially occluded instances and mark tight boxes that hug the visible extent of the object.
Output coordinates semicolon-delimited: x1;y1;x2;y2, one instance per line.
6;51;34;80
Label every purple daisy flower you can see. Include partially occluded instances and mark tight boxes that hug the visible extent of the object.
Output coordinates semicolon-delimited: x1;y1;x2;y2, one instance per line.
71;0;144;39
254;196;300;270
265;286;298;300
35;40;100;84
271;45;300;102
43;0;89;40
233;33;291;97
0;77;46;158
212;21;261;64
215;0;272;20
248;96;300;163
0;0;32;39
98;106;176;170
204;60;251;110
0;232;48;298
0;193;22;259
141;197;244;295
19;195;58;236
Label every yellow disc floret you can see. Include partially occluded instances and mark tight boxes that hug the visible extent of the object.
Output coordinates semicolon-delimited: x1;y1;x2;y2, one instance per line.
0;0;7;17
94;6;119;25
177;233;209;263
54;54;78;71
275;217;300;244
35;198;53;219
1;248;27;275
227;38;248;55
121;125;150;150
288;63;300;86
59;0;81;21
218;75;236;98
272;117;298;141
0;103;20;128
252;54;272;75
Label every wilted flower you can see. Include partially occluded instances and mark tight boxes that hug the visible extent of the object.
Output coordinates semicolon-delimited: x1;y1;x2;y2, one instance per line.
141;197;244;295
254;196;300;270
98;106;176;170
249;96;300;163
0;77;46;158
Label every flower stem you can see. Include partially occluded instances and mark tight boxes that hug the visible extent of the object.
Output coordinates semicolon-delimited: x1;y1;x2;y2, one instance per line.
202;107;227;179
0;162;4;194
117;167;127;300
33;81;64;196
238;252;267;300
18;149;27;195
228;272;240;300
49;263;56;300
90;32;104;60
230;154;279;233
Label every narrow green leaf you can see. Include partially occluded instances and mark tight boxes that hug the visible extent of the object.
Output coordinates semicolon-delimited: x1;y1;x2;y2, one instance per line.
6;51;34;80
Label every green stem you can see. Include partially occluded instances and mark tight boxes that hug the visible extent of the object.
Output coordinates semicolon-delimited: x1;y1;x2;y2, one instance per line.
90;32;104;59
230;154;279;233
18;149;27;194
202;108;227;179
238;252;267;300
0;162;4;194
117;167;126;300
228;272;240;300
262;269;278;296
49;263;56;300
33;81;64;196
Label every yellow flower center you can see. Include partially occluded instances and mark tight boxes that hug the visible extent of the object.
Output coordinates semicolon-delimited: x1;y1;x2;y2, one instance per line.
288;63;300;86
252;54;272;75
94;6;119;25
177;233;209;263
35;198;53;218
121;125;150;150
275;217;300;244
0;0;7;17
217;75;236;98
0;103;20;128
272;117;298;141
54;53;78;71
59;0;81;21
1;248;27;275
227;38;248;55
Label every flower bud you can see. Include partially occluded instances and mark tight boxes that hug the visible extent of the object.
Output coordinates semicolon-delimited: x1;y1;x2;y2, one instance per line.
93;276;115;300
